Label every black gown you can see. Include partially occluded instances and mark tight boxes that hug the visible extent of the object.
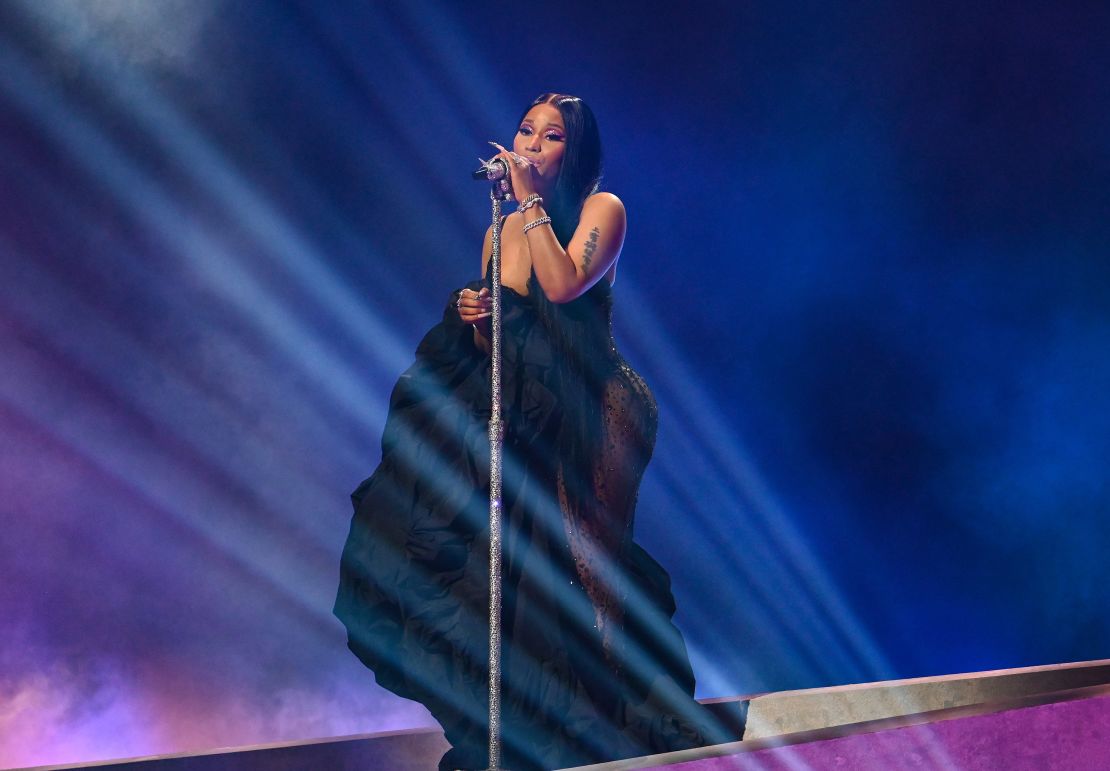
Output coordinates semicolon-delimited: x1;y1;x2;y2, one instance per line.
334;275;726;769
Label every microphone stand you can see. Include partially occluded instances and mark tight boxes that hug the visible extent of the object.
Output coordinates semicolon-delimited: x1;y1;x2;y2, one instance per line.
485;181;510;771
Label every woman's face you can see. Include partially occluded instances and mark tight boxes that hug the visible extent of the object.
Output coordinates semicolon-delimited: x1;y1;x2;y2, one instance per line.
513;103;566;187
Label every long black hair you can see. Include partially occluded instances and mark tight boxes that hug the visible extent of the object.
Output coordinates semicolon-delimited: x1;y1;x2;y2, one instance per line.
520;93;613;516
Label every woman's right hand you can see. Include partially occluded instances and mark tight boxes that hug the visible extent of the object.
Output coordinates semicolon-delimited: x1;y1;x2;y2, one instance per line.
489;142;538;203
457;287;492;330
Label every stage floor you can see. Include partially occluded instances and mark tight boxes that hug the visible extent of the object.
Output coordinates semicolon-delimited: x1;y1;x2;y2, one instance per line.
20;659;1110;771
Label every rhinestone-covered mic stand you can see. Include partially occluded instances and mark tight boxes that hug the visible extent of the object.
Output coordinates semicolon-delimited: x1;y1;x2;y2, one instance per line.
486;184;509;771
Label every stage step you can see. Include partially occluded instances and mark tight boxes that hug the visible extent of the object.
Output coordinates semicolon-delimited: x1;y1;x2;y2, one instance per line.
13;728;450;771
740;657;1110;740
573;683;1110;770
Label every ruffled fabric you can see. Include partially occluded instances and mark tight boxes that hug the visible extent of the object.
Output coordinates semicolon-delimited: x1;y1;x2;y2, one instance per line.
335;281;728;769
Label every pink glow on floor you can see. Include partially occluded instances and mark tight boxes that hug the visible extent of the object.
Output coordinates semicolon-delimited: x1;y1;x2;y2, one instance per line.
663;694;1110;770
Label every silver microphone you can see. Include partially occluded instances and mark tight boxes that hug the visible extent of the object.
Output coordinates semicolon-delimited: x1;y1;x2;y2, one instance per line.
472;156;511;181
473;147;535;181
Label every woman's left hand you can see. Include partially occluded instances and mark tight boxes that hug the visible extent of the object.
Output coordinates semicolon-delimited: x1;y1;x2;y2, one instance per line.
490;142;537;202
457;287;492;325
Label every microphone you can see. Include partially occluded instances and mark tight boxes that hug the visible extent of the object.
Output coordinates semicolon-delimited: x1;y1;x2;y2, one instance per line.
472;156;511;181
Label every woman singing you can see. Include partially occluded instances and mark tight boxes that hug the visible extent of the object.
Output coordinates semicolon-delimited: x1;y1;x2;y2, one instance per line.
335;93;728;770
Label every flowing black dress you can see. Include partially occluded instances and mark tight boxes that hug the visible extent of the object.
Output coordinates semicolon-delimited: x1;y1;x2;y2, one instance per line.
334;274;724;769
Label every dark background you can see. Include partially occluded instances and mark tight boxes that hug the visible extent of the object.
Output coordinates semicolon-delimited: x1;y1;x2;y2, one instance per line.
2;0;1108;766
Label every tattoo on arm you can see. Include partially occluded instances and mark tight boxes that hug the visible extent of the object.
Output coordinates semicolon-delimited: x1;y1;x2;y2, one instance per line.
582;227;600;270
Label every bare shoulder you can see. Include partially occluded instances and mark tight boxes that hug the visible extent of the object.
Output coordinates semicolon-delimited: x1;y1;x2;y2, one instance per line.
582;192;626;221
575;192;627;253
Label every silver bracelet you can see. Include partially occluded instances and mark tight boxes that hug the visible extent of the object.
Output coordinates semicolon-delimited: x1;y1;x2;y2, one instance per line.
518;194;542;212
522;215;552;234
